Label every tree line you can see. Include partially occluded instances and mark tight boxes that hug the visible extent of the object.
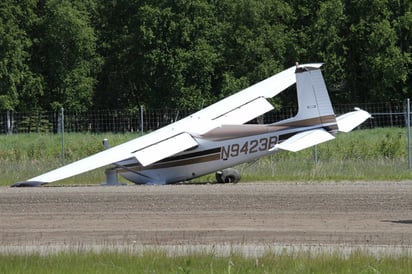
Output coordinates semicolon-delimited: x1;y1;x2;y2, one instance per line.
0;0;411;113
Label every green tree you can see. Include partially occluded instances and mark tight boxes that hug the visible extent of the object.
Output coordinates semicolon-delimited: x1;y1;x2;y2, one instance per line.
345;0;409;102
389;0;412;100
221;0;293;83
155;0;223;109
310;0;348;101
136;3;186;109
93;0;143;111
216;0;294;111
96;0;224;110
286;0;349;103
35;0;101;111
0;1;43;111
95;1;296;111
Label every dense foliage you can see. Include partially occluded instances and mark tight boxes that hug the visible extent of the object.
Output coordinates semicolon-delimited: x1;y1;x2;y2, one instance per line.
0;0;411;112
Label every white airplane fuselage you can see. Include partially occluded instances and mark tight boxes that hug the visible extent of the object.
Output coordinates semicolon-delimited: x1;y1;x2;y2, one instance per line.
116;121;338;184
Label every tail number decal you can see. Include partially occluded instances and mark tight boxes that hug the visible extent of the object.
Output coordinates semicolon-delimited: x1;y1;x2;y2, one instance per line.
221;136;278;160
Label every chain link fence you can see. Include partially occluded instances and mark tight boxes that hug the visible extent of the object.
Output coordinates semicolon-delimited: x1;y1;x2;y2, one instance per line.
0;101;409;134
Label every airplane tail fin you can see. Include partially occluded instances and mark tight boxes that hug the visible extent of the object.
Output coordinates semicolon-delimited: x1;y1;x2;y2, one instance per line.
274;64;338;132
271;64;371;153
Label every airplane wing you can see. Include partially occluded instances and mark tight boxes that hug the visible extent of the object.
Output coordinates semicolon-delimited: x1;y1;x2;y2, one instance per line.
271;129;335;152
191;63;322;127
12;64;318;186
152;63;322;136
12;132;199;186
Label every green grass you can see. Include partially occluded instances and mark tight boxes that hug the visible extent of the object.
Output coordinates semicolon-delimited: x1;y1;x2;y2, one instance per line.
1;128;412;186
0;133;136;186
238;127;412;182
0;250;411;274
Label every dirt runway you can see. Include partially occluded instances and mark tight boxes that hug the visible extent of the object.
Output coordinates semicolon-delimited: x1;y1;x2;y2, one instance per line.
1;181;412;255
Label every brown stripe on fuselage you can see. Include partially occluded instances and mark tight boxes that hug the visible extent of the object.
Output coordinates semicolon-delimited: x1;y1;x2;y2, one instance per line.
201;124;288;141
149;152;221;169
201;114;338;142
274;114;337;127
120;148;221;172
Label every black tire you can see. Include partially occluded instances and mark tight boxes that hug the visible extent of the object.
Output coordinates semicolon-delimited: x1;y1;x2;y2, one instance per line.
215;168;241;184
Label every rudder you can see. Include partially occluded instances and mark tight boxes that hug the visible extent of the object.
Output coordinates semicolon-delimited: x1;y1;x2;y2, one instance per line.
275;64;337;130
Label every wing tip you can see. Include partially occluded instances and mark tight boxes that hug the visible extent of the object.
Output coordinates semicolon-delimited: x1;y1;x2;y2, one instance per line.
11;181;46;187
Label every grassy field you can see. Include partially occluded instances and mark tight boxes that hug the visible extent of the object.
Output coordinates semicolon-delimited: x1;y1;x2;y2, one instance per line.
1;127;411;186
1;250;411;274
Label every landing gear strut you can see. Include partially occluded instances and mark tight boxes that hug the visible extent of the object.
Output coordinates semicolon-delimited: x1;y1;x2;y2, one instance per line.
100;168;126;186
215;168;241;184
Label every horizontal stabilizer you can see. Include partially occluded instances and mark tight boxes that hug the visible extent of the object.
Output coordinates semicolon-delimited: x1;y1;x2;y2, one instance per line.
337;108;371;133
272;129;335;152
132;132;198;166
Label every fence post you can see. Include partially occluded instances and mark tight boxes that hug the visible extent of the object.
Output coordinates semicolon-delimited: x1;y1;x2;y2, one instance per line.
6;110;12;134
61;107;65;165
140;105;144;136
313;145;318;165
407;99;411;170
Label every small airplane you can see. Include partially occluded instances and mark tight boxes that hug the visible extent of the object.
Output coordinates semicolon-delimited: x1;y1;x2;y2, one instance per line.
12;63;371;187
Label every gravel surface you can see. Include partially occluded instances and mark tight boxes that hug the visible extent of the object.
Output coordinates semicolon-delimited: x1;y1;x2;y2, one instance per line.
1;181;411;255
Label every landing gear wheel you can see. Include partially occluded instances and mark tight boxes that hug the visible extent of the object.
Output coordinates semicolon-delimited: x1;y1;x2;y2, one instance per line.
215;168;241;184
